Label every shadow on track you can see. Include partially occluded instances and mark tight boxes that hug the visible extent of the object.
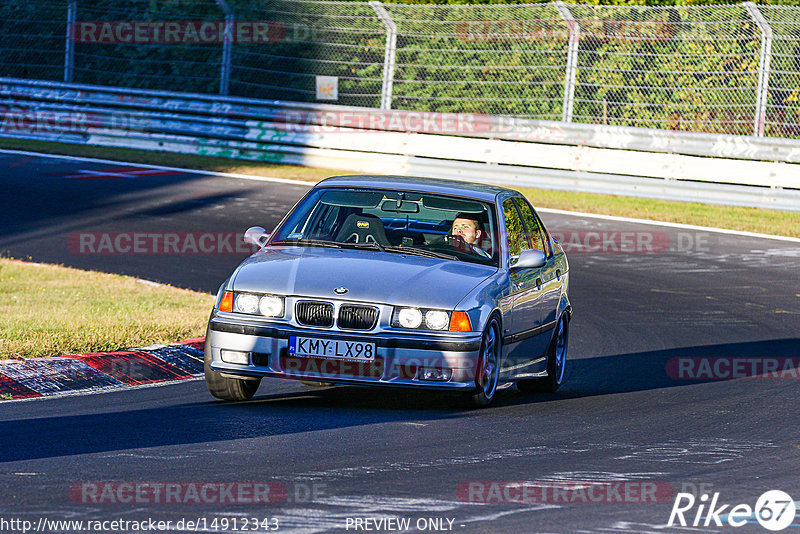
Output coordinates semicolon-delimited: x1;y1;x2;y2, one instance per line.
2;338;797;463
0;386;466;463
559;337;800;397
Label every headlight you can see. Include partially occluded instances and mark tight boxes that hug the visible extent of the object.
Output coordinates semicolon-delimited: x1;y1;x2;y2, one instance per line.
229;292;285;318
259;296;284;317
397;308;423;329
234;293;260;314
392;307;451;331
425;310;449;330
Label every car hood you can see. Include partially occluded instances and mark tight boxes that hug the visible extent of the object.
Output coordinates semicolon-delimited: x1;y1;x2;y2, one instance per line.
231;246;498;309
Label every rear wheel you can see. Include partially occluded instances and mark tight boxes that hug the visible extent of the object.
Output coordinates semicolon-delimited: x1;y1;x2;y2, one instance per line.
467;316;501;408
518;314;568;393
204;341;260;401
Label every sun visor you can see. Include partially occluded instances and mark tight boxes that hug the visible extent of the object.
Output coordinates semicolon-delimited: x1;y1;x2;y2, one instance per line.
422;196;485;213
319;190;383;208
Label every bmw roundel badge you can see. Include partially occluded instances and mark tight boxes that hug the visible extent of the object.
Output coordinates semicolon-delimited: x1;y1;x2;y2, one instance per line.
334;287;348;295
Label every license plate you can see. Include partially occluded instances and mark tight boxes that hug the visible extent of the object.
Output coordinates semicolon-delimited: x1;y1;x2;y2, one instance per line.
288;336;375;361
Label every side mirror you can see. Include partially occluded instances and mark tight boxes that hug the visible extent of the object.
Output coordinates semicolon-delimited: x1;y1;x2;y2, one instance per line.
243;226;269;247
511;249;546;270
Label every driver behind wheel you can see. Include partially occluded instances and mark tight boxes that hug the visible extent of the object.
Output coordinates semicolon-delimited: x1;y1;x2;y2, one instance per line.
451;213;490;258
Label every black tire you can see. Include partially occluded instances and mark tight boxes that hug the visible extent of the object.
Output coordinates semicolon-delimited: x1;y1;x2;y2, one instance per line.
517;315;568;394
204;337;260;401
467;316;502;408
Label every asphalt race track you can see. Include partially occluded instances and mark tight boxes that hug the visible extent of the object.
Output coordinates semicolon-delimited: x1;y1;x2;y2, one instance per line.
1;151;799;533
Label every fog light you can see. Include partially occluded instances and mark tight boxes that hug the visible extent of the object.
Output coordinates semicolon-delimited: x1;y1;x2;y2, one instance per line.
220;349;250;365
419;367;453;381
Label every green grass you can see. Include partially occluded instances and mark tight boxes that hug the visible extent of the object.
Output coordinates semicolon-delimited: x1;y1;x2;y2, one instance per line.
2;138;798;238
0;258;213;359
515;188;800;238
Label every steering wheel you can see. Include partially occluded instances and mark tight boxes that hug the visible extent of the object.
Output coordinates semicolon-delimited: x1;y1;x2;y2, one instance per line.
440;234;467;250
440;234;490;258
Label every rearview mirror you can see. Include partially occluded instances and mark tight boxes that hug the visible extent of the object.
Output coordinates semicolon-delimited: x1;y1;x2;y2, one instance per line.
243;226;269;247
511;249;546;270
380;199;420;213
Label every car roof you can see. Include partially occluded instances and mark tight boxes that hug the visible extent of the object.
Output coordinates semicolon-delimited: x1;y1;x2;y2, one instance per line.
316;175;517;202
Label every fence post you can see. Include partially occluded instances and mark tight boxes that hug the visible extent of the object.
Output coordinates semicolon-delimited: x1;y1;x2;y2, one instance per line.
369;1;397;110
745;2;772;137
555;1;580;123
64;0;77;83
216;0;234;96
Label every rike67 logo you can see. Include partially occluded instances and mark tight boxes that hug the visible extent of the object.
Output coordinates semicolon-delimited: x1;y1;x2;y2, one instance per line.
668;490;796;531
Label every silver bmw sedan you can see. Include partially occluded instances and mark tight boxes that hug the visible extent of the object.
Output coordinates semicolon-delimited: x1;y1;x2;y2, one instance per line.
205;175;571;407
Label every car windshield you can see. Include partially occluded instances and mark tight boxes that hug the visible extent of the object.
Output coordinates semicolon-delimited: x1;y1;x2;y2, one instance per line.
270;187;499;266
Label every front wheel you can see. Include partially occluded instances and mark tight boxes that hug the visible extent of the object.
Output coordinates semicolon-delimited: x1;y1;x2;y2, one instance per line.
467;316;501;408
204;341;260;401
518;315;568;393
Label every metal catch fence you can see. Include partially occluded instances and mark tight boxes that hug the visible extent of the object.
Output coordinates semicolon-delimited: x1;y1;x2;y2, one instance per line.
1;1;799;139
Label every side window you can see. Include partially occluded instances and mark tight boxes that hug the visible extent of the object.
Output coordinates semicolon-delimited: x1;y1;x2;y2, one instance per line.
535;212;553;257
514;198;547;254
502;198;527;256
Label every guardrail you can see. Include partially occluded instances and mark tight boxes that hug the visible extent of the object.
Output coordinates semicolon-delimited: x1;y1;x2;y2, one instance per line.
1;77;799;211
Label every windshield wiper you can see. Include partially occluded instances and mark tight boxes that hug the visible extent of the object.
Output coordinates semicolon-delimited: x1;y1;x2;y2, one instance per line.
271;239;457;261
383;245;460;261
340;241;386;253
270;239;342;248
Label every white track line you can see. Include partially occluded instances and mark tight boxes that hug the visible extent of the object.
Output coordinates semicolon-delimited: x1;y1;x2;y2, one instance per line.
3;147;798;243
0;148;309;185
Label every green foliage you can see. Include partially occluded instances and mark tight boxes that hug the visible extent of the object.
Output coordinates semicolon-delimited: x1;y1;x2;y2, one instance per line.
0;2;66;81
390;0;800;5
3;0;800;137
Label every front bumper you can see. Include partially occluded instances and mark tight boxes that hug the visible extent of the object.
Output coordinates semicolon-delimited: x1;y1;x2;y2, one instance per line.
206;316;483;390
